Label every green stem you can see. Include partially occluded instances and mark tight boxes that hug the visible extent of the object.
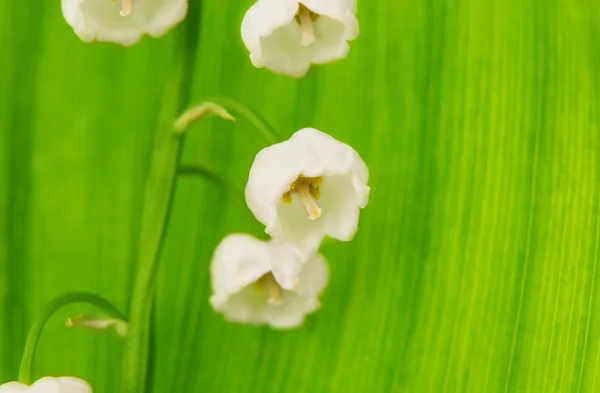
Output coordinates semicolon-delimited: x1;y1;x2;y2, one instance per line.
18;292;126;385
120;129;184;393
120;2;200;390
178;164;245;205
208;97;282;144
120;94;275;393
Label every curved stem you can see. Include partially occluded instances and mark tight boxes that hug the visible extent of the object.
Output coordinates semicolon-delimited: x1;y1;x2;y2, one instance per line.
178;164;245;205
208;97;282;144
18;292;126;384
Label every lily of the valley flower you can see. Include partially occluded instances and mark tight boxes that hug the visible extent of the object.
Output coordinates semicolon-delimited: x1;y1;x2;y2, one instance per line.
210;234;328;329
241;0;359;77
245;128;369;256
62;0;188;46
0;377;91;393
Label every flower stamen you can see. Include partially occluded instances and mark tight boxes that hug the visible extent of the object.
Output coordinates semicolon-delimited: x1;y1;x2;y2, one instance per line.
297;182;322;220
120;0;132;17
255;273;283;305
297;4;316;46
282;175;323;220
266;274;282;305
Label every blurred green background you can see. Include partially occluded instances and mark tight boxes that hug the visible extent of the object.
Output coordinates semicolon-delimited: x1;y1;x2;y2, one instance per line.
1;0;600;392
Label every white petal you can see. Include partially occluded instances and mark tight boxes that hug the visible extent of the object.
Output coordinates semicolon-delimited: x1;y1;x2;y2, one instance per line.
251;21;312;78
0;382;28;393
62;0;187;46
245;128;370;255
275;199;328;258
210;233;275;308
240;0;297;60
295;253;329;301
0;378;91;393
55;378;92;393
241;0;309;77
144;0;188;38
30;378;61;393
209;234;328;329
262;253;329;328
269;240;304;289
301;0;355;20
241;0;358;77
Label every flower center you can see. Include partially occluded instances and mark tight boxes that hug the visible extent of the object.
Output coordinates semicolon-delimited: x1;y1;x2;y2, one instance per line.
282;175;323;220
255;273;283;305
296;4;318;46
119;0;132;17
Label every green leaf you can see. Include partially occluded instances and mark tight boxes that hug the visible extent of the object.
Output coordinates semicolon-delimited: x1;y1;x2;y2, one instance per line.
1;0;600;392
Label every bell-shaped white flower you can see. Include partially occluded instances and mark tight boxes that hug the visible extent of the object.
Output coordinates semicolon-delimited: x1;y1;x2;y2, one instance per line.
0;377;91;393
210;234;328;329
246;128;369;256
241;0;359;77
62;0;188;46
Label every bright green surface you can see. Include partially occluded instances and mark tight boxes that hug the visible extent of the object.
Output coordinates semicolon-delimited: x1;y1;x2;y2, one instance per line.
1;0;600;392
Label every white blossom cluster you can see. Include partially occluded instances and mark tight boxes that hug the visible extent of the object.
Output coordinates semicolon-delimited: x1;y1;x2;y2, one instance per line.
61;0;359;77
210;128;369;328
0;3;367;391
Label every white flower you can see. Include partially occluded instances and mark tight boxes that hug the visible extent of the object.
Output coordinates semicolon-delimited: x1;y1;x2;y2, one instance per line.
245;128;369;256
0;377;91;393
62;0;188;46
241;0;359;77
210;234;329;329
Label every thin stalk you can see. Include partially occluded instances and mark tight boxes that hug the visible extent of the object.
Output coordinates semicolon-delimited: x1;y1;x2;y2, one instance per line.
18;292;126;384
120;130;183;393
208;97;282;144
178;164;245;206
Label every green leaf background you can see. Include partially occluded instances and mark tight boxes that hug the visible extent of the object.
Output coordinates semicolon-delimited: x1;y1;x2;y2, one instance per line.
1;0;600;392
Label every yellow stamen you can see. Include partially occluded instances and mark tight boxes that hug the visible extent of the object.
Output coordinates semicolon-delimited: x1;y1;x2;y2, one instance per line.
120;0;132;17
254;277;265;291
282;192;292;204
255;273;283;305
297;4;316;46
309;187;320;199
266;274;282;305
296;182;322;220
282;175;323;220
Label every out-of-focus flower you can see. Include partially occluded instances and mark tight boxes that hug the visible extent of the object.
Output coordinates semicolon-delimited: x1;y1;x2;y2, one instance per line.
241;0;359;77
0;377;92;393
210;234;329;329
62;0;188;46
245;128;369;255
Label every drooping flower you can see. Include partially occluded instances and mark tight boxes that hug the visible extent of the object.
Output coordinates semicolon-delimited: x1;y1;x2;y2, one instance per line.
62;0;188;46
0;377;91;393
245;128;369;256
210;234;329;329
241;0;359;77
